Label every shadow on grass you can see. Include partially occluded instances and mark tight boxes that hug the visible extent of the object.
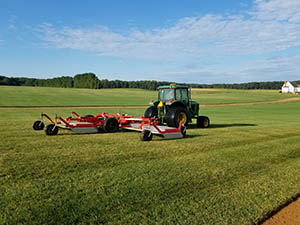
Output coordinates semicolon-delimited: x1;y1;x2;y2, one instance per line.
53;123;256;136
188;123;257;129
54;129;203;141
56;131;106;136
151;134;204;141
184;134;205;139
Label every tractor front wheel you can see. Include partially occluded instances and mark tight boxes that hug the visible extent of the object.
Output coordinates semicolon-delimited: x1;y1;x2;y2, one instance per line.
103;117;119;133
197;116;210;128
165;107;188;127
144;106;158;118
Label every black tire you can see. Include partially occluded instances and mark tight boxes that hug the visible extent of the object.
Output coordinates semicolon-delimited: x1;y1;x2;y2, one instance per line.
45;124;58;136
181;126;186;138
103;117;119;133
165;107;188;127
197;116;210;128
144;106;158;118
140;130;152;141
33;120;45;130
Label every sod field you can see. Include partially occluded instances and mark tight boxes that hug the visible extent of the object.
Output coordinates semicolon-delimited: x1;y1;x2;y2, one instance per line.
0;87;300;224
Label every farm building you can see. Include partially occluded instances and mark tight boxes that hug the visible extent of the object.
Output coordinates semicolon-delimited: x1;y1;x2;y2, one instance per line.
281;81;300;93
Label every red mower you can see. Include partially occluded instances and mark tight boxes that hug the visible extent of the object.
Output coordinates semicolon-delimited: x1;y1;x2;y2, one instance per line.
33;112;186;141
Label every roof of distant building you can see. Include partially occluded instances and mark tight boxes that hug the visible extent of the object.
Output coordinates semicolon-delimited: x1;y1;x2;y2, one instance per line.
290;82;300;87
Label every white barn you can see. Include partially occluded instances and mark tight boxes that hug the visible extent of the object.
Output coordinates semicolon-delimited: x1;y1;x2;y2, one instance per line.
282;81;300;93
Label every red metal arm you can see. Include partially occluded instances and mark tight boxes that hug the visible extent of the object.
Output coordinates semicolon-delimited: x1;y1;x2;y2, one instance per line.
41;113;55;124
72;112;80;117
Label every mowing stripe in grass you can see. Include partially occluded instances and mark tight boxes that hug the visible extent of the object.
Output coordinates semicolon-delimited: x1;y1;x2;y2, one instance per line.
1;100;300;224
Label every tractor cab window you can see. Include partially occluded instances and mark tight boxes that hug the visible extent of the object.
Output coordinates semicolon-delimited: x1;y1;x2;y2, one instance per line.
176;89;189;103
159;89;175;102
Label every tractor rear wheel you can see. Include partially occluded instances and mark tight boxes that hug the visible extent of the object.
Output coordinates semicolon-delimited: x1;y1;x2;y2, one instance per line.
140;130;152;141
45;124;58;136
103;117;119;133
144;106;158;118
197;116;210;128
165;107;188;127
33;120;45;130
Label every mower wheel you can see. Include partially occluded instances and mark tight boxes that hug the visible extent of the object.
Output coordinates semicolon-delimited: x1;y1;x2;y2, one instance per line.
181;126;186;137
165;107;188;127
103;117;119;133
33;120;45;130
197;116;210;128
144;106;158;118
45;124;58;136
140;130;152;141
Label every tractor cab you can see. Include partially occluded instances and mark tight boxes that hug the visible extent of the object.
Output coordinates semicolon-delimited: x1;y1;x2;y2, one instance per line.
158;83;190;104
158;88;175;102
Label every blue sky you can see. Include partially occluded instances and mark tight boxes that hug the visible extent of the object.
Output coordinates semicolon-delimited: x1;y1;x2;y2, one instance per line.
1;0;300;83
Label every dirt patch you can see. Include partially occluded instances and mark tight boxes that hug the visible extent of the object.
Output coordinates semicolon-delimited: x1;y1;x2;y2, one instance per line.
262;197;300;225
0;97;300;109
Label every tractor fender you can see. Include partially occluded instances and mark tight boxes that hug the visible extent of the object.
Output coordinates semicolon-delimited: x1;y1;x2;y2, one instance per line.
149;100;160;107
168;101;187;109
190;101;200;117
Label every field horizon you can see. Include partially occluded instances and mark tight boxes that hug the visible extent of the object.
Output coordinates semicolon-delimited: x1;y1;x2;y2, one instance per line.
1;86;299;107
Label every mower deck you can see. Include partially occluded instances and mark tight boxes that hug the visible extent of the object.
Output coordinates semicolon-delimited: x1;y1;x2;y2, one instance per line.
121;121;184;139
33;112;186;141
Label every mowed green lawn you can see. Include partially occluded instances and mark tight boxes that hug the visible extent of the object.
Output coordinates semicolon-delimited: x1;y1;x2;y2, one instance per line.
191;88;296;104
0;86;297;106
1;88;300;224
0;86;156;106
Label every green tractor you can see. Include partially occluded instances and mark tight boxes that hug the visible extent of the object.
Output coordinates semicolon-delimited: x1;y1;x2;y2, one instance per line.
144;83;210;128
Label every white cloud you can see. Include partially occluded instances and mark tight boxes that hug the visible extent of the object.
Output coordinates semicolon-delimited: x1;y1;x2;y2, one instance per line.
33;0;300;83
253;0;300;22
237;55;300;81
35;0;300;60
140;55;300;83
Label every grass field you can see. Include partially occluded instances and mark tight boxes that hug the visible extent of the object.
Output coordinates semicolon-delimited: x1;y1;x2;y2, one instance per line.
0;86;297;106
1;87;300;224
0;86;156;106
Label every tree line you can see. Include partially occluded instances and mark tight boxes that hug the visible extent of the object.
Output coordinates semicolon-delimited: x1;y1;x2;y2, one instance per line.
0;73;297;90
188;81;287;90
0;73;170;90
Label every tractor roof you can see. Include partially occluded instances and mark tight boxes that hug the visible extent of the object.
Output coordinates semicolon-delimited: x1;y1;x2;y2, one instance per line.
158;83;189;89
